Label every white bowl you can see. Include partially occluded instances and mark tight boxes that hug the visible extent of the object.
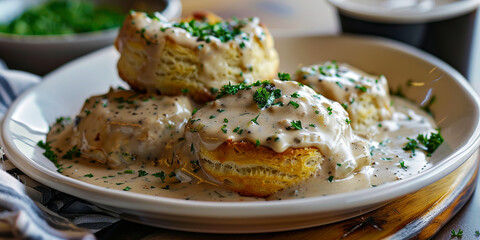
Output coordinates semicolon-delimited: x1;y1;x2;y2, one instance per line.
2;35;480;233
0;0;181;75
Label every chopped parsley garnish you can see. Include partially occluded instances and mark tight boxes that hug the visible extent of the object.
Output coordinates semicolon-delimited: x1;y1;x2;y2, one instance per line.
37;140;60;168
239;42;246;49
345;118;351;124
124;170;134;174
123;186;131;191
171;18;246;43
327;176;334;182
223;118;229;123
381;157;392;161
209;115;216;119
341;103;348;110
309;124;316;128
475;230;480;236
255;139;260;147
55;116;71;128
233;126;240;133
403;129;444;157
451;229;463;237
152;171;166;183
217;109;225;113
62;145;81;159
84;109;91;115
335;81;343;88
181;88;189;93
314;110;320;114
251;114;260;125
252;83;282;109
291;92;300;98
399;161;407;170
288;101;299;109
191;108;198;116
138;170;148;177
355;85;367;92
278;72;291;81
216;82;251;99
327;107;333;115
221;125;228;133
289;120;302;130
84;173;94;178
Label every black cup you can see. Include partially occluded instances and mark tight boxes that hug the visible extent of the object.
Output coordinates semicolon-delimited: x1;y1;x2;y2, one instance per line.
331;1;479;79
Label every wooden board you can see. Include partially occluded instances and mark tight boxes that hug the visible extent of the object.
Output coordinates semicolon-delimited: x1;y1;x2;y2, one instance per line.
96;150;479;239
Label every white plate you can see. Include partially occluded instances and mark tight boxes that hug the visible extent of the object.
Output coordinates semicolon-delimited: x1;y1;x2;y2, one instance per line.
2;35;480;233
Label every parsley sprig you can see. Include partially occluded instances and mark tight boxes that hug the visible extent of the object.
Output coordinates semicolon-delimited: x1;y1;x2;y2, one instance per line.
253;83;282;108
402;129;444;157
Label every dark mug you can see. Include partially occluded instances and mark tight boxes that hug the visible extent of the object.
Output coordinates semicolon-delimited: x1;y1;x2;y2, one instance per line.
329;0;480;79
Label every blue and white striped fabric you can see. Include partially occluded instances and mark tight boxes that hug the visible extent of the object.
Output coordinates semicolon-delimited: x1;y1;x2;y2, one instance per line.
0;67;118;239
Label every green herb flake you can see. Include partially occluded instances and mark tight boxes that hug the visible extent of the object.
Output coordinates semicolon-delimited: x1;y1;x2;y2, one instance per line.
37;140;59;168
123;186;132;191
291;92;300;98
209;115;216;119
62;145;81;160
221;125;228;133
124;170;134;174
345;118;351;124
278;72;291;81
327;106;333;115
138;170;148;177
152;171;166;183
253;84;282;109
327;176;334;182
84;173;94;178
255;139;260;147
251;114;260;125
309;124;316;128
223;118;229;123
288;101;300;109
289;120;302;130
399;161;407;170
355;85;368;92
451;229;463;237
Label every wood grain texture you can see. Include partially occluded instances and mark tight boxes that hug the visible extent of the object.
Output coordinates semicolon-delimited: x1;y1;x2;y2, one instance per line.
96;150;479;240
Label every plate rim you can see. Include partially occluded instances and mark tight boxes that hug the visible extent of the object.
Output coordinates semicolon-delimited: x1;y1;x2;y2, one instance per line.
2;34;480;221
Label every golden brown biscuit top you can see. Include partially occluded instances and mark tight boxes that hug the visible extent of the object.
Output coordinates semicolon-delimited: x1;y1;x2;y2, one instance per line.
186;79;372;178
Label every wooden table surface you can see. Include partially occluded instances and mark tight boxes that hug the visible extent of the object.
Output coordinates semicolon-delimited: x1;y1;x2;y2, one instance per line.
94;1;480;239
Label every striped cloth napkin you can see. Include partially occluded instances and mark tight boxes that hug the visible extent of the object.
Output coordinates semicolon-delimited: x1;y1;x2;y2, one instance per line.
0;66;118;240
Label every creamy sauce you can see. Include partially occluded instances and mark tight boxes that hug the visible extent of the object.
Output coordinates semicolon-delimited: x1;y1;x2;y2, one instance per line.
48;89;192;168
49;95;436;201
115;12;278;93
186;79;371;179
45;65;439;201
